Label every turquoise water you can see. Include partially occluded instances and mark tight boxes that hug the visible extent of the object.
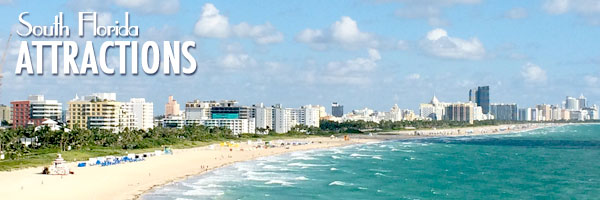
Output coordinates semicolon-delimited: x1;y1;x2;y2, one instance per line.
142;124;600;199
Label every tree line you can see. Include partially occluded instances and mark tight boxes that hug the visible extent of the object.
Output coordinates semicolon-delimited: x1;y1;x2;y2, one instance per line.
0;125;237;160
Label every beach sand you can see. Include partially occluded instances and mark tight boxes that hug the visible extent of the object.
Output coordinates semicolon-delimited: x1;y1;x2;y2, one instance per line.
0;137;378;200
0;123;555;200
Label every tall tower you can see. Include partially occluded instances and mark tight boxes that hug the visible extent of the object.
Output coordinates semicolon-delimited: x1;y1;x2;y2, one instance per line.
578;94;587;109
165;96;181;116
469;86;490;114
331;102;344;117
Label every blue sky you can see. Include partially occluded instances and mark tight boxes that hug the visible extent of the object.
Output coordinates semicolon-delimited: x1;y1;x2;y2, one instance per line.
0;0;599;114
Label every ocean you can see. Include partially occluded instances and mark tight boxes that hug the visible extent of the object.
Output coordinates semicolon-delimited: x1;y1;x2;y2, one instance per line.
142;124;600;199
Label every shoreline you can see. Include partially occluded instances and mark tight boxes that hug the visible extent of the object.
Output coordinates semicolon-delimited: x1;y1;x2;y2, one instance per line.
0;123;563;200
133;138;381;199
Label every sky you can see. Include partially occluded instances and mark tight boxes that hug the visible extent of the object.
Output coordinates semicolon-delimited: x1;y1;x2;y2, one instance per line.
0;0;599;114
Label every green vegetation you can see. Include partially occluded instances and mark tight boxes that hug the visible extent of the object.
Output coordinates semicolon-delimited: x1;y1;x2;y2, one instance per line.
0;124;332;171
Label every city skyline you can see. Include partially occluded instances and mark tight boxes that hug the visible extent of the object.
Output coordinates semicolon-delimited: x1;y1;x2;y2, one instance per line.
1;0;599;113
0;87;596;115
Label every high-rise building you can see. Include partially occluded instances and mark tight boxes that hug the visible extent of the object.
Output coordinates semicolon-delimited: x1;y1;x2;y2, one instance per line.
531;108;540;121
68;93;135;133
565;96;579;110
551;105;561;121
269;104;321;133
11;100;31;128
11;95;62;128
0;104;11;124
469;86;490;114
386;104;403;121
253;103;273;130
490;103;518;121
185;100;221;120
165;96;181;116
123;98;154;130
331;102;344;117
578;94;587;109
317;105;327;119
211;106;250;119
298;105;321;127
536;104;552;121
178;100;256;135
444;102;475;124
518;108;532;121
560;109;571;121
570;110;584;121
419;95;448;120
272;104;292;133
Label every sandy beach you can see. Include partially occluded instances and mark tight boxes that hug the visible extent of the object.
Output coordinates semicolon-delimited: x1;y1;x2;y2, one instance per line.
0;137;378;200
0;123;555;200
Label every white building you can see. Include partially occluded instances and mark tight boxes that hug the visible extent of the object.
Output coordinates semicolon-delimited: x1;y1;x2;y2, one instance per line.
28;95;62;122
268;104;321;133
386;104;403;122
123;98;154;130
518;108;532;121
196;118;255;135
565;96;579;110
272;105;293;133
578;94;587;109
254;103;273;131
185;100;225;120
419;95;448;120
299;105;321;127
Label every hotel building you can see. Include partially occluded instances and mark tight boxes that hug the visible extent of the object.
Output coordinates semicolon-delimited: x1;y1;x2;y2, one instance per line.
331;102;344;117
123;98;154;130
444;102;476;124
490;103;518;121
419;95;449;120
469;86;490;114
164;96;181;116
67;93;137;133
11;95;62;128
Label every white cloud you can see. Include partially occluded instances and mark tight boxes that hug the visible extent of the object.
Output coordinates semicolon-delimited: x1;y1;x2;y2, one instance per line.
296;29;327;49
392;0;481;26
331;17;372;45
406;73;421;80
320;48;381;85
194;3;283;44
194;3;231;38
232;23;284;45
543;0;600;24
543;0;572;14
296;16;378;50
220;53;257;68
420;28;485;60
326;48;381;75
521;62;547;83
505;7;528;19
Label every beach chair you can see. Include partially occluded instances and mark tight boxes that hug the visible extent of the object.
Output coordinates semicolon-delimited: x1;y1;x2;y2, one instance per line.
77;162;86;167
